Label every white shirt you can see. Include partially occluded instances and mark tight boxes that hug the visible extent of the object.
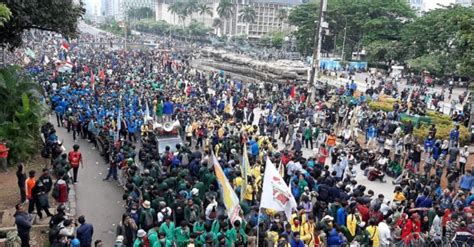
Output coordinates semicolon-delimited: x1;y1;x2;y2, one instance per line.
205;201;218;220
378;221;391;246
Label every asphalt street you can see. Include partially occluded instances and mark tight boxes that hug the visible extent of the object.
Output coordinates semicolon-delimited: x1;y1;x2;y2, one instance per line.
52;115;124;245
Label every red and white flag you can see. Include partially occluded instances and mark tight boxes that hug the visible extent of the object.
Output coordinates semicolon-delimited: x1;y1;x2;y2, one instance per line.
260;158;297;219
60;41;70;52
90;70;95;90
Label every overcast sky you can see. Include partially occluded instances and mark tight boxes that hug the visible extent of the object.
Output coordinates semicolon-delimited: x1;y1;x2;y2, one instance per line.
424;0;455;10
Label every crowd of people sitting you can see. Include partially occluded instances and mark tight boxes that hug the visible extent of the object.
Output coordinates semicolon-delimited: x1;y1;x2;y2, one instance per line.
9;27;474;247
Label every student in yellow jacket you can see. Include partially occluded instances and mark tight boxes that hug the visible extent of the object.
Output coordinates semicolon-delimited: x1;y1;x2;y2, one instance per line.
346;211;359;242
367;219;380;247
300;215;316;246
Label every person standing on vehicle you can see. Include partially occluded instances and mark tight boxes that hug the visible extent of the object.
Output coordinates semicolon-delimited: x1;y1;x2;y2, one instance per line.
68;144;83;184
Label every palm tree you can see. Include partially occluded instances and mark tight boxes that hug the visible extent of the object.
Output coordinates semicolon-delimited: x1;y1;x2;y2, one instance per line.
197;4;213;23
184;0;199;24
168;1;183;25
239;5;256;35
217;0;234;35
212;17;223;36
277;8;288;32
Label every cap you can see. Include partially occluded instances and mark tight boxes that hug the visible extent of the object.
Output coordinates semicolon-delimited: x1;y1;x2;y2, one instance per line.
137;229;146;238
142;200;151;209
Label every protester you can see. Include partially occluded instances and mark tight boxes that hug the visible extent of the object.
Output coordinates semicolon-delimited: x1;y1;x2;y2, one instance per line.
14;27;472;247
14;203;32;247
16;163;27;203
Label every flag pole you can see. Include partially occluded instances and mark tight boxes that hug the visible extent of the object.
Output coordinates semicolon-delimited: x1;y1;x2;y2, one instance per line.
256;205;262;245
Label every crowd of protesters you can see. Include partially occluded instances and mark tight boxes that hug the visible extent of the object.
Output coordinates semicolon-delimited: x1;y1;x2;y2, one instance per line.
8;27;474;247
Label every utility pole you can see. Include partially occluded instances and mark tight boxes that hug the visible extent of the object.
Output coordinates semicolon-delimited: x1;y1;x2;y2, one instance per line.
309;0;326;85
341;17;347;61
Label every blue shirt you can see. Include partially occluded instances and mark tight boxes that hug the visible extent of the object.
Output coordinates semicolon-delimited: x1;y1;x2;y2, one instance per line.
450;129;459;141
163;101;174;115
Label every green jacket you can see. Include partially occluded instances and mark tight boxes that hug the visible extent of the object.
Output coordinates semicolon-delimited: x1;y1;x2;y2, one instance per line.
152;239;173;247
304;127;313;140
156;102;164;117
174;227;190;247
225;228;247;246
193;221;205;235
159;222;176;241
147;229;159;247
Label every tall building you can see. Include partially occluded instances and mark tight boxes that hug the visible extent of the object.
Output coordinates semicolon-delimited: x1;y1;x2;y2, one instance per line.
407;0;424;16
455;0;473;7
155;0;303;38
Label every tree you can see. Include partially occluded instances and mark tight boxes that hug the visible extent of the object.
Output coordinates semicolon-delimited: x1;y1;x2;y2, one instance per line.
168;1;185;25
407;55;443;75
213;18;223;36
288;2;318;55
239;5;256;35
0;66;46;164
127;7;155;20
365;40;403;65
217;0;234;35
288;0;414;57
400;5;474;77
0;3;12;27
0;0;85;49
271;32;285;48
198;3;213;23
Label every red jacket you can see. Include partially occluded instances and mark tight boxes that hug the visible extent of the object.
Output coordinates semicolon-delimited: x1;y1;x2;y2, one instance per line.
401;219;414;240
56;179;68;203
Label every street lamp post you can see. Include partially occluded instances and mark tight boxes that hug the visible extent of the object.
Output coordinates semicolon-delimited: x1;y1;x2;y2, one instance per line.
341;17;347;61
309;0;326;85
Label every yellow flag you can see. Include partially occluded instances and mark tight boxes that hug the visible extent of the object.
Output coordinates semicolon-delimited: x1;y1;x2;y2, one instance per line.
240;144;251;201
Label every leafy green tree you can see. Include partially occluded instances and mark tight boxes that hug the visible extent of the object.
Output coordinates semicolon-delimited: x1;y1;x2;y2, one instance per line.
198;4;213;23
217;0;234;35
0;0;85;49
0;3;12;27
0;66;46;164
239;5;256;35
400;5;474;77
213;18;223;36
127;7;155;20
289;0;414;57
288;2;318;55
407;55;443;75
271;32;285;48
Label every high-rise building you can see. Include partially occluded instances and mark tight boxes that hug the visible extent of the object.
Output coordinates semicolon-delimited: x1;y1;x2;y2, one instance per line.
455;0;473;7
407;0;424;16
155;0;303;38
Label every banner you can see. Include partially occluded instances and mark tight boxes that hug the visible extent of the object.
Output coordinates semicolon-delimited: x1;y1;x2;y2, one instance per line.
260;158;297;219
240;144;251;201
212;152;241;224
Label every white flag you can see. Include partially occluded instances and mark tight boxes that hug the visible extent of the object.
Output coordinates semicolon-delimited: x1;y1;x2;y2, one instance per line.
260;158;297;220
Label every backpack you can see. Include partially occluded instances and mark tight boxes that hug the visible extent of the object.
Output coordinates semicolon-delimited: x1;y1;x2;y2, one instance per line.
52;182;60;200
209;205;217;220
181;152;190;166
41;145;50;158
69;151;81;167
49;224;64;243
143;210;154;228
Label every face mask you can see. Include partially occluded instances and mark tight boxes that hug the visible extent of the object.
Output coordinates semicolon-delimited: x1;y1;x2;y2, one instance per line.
131;210;137;214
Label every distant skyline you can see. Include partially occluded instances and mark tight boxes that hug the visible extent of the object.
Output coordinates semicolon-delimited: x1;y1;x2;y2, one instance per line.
82;0;457;16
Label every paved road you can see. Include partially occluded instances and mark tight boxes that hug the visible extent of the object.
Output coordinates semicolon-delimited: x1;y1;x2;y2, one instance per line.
53;115;123;245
